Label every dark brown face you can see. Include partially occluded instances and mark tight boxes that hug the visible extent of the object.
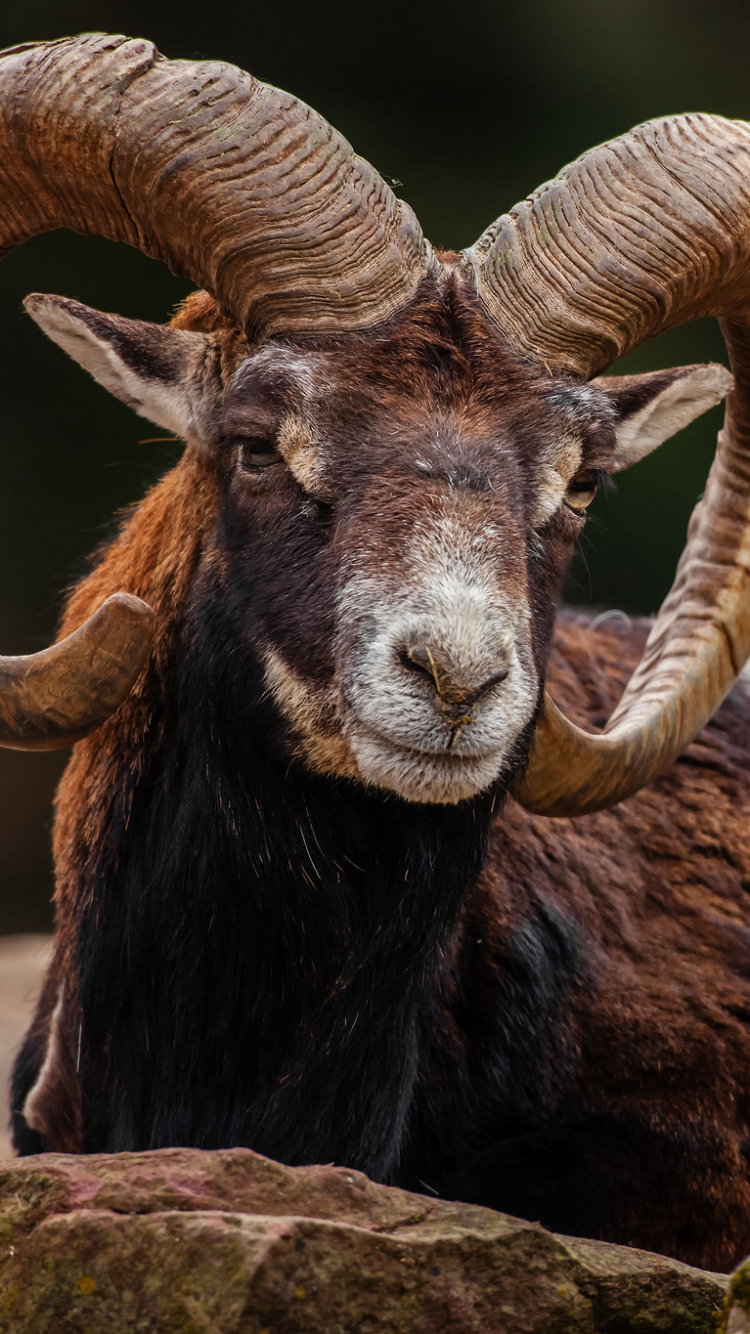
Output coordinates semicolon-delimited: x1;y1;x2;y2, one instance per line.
202;294;612;803
25;282;730;803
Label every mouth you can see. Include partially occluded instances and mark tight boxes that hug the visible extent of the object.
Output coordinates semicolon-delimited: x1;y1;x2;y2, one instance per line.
349;723;508;804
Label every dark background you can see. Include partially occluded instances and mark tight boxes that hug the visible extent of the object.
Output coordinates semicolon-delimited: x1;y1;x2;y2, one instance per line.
0;0;747;930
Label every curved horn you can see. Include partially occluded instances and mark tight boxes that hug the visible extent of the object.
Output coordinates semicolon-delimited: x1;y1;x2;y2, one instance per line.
0;593;154;751
0;34;433;338
465;114;750;816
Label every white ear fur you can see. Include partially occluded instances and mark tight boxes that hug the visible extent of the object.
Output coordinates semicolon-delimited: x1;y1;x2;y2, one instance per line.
609;364;733;473
24;294;210;439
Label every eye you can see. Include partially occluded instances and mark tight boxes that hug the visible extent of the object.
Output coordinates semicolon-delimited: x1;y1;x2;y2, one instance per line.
236;437;282;469
565;471;599;512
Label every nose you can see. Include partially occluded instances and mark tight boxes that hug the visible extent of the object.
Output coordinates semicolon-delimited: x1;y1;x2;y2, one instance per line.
399;644;509;722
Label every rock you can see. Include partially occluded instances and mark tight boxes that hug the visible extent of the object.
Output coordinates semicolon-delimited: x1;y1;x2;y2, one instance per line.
0;1148;727;1332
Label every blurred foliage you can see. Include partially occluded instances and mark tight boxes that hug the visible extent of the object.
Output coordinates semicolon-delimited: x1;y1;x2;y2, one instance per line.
0;0;747;926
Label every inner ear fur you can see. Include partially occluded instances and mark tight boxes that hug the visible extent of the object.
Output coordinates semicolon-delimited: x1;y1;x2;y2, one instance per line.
592;363;733;473
24;293;220;440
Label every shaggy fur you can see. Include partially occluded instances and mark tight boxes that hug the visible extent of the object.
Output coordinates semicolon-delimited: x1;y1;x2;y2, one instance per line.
11;284;750;1273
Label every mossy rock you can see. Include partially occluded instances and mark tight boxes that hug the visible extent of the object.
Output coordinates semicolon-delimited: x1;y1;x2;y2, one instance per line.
718;1258;750;1334
0;1148;729;1331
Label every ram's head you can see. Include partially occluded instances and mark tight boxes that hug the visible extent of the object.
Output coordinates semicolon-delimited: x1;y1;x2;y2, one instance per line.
3;35;750;814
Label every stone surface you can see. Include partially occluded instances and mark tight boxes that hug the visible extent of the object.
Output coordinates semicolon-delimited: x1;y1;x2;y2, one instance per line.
0;935;51;1158
0;1147;728;1332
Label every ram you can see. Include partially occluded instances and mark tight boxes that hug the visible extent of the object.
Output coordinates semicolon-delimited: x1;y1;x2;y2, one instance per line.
4;32;750;1273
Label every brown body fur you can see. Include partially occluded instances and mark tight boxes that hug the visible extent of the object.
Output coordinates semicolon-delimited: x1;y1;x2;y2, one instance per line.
442;617;750;1269
39;453;219;1146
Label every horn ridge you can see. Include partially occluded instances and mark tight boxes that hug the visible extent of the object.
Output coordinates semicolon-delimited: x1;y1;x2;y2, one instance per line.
0;33;432;337
467;114;750;815
466;113;750;375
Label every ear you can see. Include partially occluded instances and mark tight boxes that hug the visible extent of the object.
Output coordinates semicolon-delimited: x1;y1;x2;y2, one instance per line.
24;294;215;439
591;364;733;473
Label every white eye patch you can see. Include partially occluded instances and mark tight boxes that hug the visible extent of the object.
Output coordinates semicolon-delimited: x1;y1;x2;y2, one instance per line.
532;434;584;527
276;413;332;498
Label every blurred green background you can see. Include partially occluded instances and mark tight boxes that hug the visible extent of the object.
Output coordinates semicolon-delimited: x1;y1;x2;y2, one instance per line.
0;0;746;930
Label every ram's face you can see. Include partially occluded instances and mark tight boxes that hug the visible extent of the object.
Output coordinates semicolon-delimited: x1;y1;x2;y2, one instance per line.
214;334;609;805
26;288;731;804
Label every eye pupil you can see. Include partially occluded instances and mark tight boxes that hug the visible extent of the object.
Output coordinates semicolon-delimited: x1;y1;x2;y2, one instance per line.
566;472;599;511
237;437;281;469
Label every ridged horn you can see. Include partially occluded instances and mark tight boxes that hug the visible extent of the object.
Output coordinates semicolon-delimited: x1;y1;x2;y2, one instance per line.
0;34;433;339
0;593;154;750
0;34;429;744
465;114;750;816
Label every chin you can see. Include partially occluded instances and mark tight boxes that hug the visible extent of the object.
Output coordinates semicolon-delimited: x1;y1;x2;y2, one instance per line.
350;728;506;804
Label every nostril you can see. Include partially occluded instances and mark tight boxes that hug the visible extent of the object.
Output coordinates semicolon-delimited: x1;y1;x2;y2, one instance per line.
472;668;509;702
400;645;441;690
398;646;510;707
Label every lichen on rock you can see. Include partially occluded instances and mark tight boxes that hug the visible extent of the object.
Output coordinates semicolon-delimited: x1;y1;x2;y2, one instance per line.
0;1148;729;1332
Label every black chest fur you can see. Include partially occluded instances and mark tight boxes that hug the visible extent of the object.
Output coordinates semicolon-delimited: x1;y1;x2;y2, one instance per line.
73;633;501;1179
